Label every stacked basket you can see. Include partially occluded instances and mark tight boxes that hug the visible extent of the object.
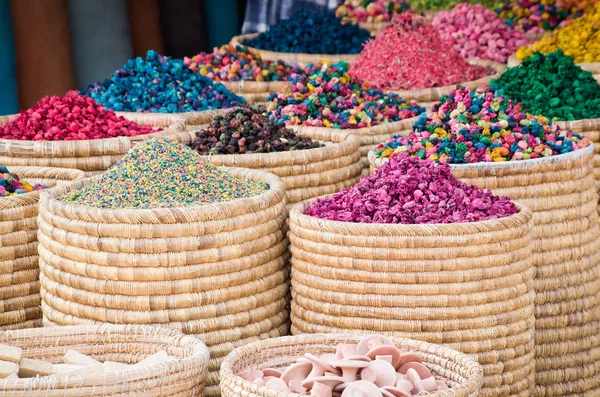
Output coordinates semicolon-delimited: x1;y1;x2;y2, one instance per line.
289;201;536;397
0;324;209;397
0;166;84;330
37;167;289;397
288;118;417;173
0;113;191;175
220;334;484;397
201;129;362;207
370;145;600;396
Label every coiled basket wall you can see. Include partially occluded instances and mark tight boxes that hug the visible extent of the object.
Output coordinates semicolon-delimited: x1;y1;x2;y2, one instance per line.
289;199;536;397
369;145;600;396
37;167;289;397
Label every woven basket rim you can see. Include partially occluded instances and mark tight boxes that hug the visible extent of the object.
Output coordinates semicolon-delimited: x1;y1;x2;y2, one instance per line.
0;166;86;209
287;115;419;137
219;333;483;397
39;166;285;223
117;108;231;126
290;197;532;235
195;127;360;165
0;324;209;387
368;142;594;172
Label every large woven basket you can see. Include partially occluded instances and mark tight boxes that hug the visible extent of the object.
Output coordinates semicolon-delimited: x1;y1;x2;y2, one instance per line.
37;167;289;397
199;128;361;207
220;334;484;397
0;166;84;330
369;145;600;396
220;81;287;104
0;113;190;174
230;34;358;68
0;324;209;397
288;117;417;173
289;199;535;397
391;59;506;108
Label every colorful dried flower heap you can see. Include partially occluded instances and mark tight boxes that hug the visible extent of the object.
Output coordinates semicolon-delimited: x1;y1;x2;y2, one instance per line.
289;154;535;397
370;85;600;396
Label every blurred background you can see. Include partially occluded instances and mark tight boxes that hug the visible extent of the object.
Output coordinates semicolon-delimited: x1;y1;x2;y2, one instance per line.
0;0;249;114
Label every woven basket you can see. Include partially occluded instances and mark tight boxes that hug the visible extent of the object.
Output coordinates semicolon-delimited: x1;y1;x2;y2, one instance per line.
289;199;535;397
230;34;358;68
391;59;506;108
287;117;417;173
220;333;484;397
37;167;289;397
198;128;361;207
0;113;191;174
220;81;287;104
369;145;600;396
0;166;84;330
0;324;209;396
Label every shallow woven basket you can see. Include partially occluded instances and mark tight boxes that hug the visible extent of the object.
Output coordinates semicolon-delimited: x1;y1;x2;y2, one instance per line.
369;145;600;396
37;167;289;397
0;324;209;396
220;334;484;397
198;128;361;207
220;81;287;104
391;59;506;108
289;199;536;397
0;166;85;330
0;113;190;174
230;34;359;68
287;117;418;173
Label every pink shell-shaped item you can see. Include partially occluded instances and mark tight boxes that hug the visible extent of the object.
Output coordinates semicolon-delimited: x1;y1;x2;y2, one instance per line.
395;353;423;370
360;360;397;387
263;368;282;377
289;379;308;394
356;335;394;356
395;378;414;395
331;359;369;383
397;362;433;379
336;344;358;359
306;353;338;378
341;380;384;397
303;376;346;391
311;382;334;397
266;377;290;391
240;369;264;382
406;368;437;393
381;386;412;397
281;362;312;385
366;345;402;369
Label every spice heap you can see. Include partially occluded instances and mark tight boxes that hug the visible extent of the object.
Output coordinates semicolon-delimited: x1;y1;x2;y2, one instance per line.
499;0;597;33
191;108;322;155
239;334;450;396
373;85;590;164
432;3;532;63
244;9;371;54
0;91;157;141
82;50;244;113
0;344;173;378
265;61;424;129
306;154;517;223
350;14;491;91
515;2;600;62
335;0;411;24
184;43;304;82
408;0;504;11
493;51;600;121
0;166;45;196
60;138;268;209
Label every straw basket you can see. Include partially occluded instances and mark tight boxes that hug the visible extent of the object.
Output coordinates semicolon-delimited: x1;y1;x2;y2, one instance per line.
220;80;288;104
37;167;289;397
369;145;600;396
0;166;84;330
392;59;506;109
199;129;361;207
230;34;358;68
0;113;191;175
220;334;484;397
289;200;536;397
287;117;417;173
0;324;209;397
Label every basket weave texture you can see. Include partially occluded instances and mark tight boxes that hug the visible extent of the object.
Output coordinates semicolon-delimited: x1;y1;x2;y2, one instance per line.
369;145;600;396
230;34;359;68
289;199;535;397
200;128;361;207
220;81;287;104
220;333;484;397
37;167;289;397
0;166;84;330
288;117;417;174
0;324;209;396
391;59;506;108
